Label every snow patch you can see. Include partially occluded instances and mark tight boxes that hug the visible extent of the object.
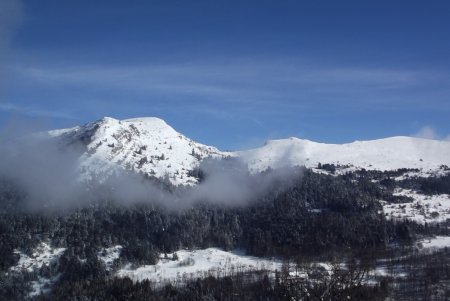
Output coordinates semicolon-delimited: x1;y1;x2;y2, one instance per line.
394;168;450;181
29;275;60;297
10;242;65;273
98;245;122;270
416;236;450;252
117;248;282;284
382;189;450;224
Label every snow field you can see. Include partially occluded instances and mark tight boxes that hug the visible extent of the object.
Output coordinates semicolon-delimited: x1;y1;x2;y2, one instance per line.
116;248;283;284
382;189;450;224
10;242;65;273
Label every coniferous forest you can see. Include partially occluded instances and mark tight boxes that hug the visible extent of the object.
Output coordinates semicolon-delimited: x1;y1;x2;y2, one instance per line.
0;165;449;300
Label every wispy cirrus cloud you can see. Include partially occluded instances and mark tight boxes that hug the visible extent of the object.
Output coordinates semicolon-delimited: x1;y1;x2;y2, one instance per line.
0;0;23;93
0;0;23;63
12;59;446;113
0;102;75;120
17;60;427;91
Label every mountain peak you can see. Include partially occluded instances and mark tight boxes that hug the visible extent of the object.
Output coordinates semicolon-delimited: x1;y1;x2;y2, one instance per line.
89;117;175;134
90;116;119;126
92;116;169;127
49;116;228;185
98;116;118;122
122;117;168;125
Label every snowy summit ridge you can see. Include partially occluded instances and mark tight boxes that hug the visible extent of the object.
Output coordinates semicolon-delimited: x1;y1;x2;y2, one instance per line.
238;136;450;173
49;117;450;185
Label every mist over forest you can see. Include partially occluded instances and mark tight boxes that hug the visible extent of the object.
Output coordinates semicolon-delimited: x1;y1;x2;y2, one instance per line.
0;120;304;212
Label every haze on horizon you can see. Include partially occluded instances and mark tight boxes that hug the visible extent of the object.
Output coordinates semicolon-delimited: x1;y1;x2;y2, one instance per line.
1;0;450;150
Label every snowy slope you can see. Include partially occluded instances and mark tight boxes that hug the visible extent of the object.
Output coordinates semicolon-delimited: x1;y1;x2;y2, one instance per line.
117;248;283;285
382;189;450;224
49;117;230;185
237;136;450;173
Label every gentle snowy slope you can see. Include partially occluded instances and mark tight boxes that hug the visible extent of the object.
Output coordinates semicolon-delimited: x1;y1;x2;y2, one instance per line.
237;136;450;172
49;117;230;185
117;248;282;285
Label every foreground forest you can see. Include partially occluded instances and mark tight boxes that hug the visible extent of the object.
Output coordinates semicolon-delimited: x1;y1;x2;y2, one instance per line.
0;166;449;300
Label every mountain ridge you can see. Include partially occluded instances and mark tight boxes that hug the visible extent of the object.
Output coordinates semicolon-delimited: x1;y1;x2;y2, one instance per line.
48;117;450;184
239;135;450;173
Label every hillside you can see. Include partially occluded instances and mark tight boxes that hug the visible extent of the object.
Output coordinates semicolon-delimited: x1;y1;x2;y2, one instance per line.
238;136;450;173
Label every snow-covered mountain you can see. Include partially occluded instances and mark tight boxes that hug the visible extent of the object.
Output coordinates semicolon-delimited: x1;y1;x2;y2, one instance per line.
48;117;450;185
238;136;450;173
49;117;229;185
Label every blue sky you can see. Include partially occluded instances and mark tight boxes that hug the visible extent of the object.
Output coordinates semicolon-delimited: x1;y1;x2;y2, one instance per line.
1;0;450;149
